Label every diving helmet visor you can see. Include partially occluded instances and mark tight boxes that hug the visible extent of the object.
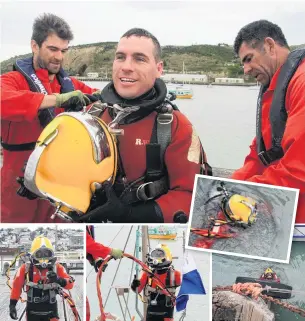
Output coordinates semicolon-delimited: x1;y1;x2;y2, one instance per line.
34;248;54;259
150;248;166;260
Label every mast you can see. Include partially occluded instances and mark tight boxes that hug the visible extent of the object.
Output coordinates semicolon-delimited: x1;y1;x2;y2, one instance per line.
142;226;149;320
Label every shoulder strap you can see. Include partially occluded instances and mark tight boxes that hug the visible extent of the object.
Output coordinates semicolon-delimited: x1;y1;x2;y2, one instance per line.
257;47;305;165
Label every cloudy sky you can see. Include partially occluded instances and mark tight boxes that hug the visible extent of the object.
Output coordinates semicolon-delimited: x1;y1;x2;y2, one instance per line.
1;0;304;61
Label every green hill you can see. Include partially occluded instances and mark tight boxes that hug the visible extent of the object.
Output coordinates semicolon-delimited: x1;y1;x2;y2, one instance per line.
1;42;303;78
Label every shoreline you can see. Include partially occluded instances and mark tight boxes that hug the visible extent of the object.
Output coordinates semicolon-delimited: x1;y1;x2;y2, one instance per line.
74;76;258;87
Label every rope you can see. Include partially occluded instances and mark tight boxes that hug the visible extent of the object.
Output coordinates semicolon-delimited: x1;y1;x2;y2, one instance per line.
87;226;125;279
104;226;133;307
179;309;187;321
97;253;177;321
213;284;305;318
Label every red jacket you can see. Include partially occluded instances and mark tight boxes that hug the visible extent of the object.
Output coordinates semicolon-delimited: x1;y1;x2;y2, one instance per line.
232;59;305;223
101;109;202;222
10;262;74;301
86;231;111;260
136;268;181;294
0;69;95;223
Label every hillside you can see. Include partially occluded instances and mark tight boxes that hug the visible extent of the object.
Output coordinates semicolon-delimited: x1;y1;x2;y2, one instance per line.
1;42;303;78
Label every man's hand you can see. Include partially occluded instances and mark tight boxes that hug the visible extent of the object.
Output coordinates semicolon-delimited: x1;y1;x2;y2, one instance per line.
47;271;67;287
77;182;130;222
54;90;91;111
94;258;108;272
9;300;18;320
110;248;124;260
131;275;141;291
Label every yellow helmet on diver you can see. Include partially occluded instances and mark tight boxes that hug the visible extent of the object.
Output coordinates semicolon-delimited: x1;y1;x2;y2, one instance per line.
148;244;173;269
30;236;56;269
222;194;257;226
23;112;118;221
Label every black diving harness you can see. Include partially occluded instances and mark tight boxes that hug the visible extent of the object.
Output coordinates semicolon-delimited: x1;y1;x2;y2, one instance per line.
5;252;81;321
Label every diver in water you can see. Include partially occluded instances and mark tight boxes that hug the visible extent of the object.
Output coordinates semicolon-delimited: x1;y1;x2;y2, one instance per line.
260;268;281;283
131;244;181;321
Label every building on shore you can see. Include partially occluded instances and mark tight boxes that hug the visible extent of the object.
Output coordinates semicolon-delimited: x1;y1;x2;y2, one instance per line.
215;77;244;84
161;73;208;84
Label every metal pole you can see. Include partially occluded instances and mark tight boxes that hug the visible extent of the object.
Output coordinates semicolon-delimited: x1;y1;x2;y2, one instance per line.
142;227;148;320
135;227;144;320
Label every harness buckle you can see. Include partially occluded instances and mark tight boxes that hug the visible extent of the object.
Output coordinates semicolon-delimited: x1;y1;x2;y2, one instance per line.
157;113;173;125
33;297;41;304
136;182;154;201
258;151;270;166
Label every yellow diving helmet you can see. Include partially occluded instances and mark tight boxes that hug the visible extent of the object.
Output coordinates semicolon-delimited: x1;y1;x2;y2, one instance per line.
263;267;274;279
148;244;173;269
30;236;56;269
222;194;257;225
24;112;117;221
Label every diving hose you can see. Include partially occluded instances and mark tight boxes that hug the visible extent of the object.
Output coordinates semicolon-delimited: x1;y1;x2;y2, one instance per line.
5;253;81;321
96;253;177;321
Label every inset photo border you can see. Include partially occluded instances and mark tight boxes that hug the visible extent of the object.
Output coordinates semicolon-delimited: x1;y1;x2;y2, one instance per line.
186;175;299;263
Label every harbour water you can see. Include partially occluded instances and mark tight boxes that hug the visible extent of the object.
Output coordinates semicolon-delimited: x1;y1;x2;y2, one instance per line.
87;226;210;321
189;177;297;261
213;242;305;321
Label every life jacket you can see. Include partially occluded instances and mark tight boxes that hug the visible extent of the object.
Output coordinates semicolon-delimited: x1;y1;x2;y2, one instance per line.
24;263;59;305
256;47;305;166
89;80;212;205
145;267;177;307
1;57;75;152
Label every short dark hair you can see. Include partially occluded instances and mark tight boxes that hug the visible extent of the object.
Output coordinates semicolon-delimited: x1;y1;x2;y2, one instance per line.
121;28;162;61
234;20;289;55
32;13;74;47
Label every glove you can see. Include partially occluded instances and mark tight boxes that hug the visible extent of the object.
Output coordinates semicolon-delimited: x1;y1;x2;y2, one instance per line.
54;90;91;111
9;300;18;320
46;271;67;287
131;275;141;291
76;182;131;223
16;176;38;200
110;248;124;260
173;211;188;223
94;258;108;272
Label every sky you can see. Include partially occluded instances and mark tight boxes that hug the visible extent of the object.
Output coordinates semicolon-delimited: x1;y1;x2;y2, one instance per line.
1;0;305;61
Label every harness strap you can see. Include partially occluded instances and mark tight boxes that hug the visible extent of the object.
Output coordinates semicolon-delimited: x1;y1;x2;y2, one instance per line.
120;176;169;204
1;141;36;151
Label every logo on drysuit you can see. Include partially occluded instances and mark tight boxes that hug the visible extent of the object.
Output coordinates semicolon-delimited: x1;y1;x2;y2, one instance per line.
30;74;48;95
135;138;150;146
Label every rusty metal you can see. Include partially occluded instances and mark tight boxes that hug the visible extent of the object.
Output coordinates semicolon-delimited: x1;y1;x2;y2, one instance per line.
213;284;305;318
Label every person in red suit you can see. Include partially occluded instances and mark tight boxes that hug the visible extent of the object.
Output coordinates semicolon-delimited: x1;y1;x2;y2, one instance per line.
86;226;123;321
1;13;97;223
231;20;305;224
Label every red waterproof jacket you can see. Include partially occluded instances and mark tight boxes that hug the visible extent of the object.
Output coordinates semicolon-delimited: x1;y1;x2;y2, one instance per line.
0;69;95;223
232;59;305;223
86;231;111;260
101;109;202;222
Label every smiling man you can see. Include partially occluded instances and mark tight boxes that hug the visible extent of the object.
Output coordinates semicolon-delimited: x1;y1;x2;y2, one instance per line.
232;20;305;223
1;13;96;223
79;28;211;223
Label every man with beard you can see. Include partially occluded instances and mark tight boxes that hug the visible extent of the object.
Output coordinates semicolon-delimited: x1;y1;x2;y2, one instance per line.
76;28;211;223
1;13;96;222
231;20;305;224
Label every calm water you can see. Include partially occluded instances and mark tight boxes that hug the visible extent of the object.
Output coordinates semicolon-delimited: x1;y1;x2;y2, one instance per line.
86;226;210;321
213;242;305;321
189;177;297;261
